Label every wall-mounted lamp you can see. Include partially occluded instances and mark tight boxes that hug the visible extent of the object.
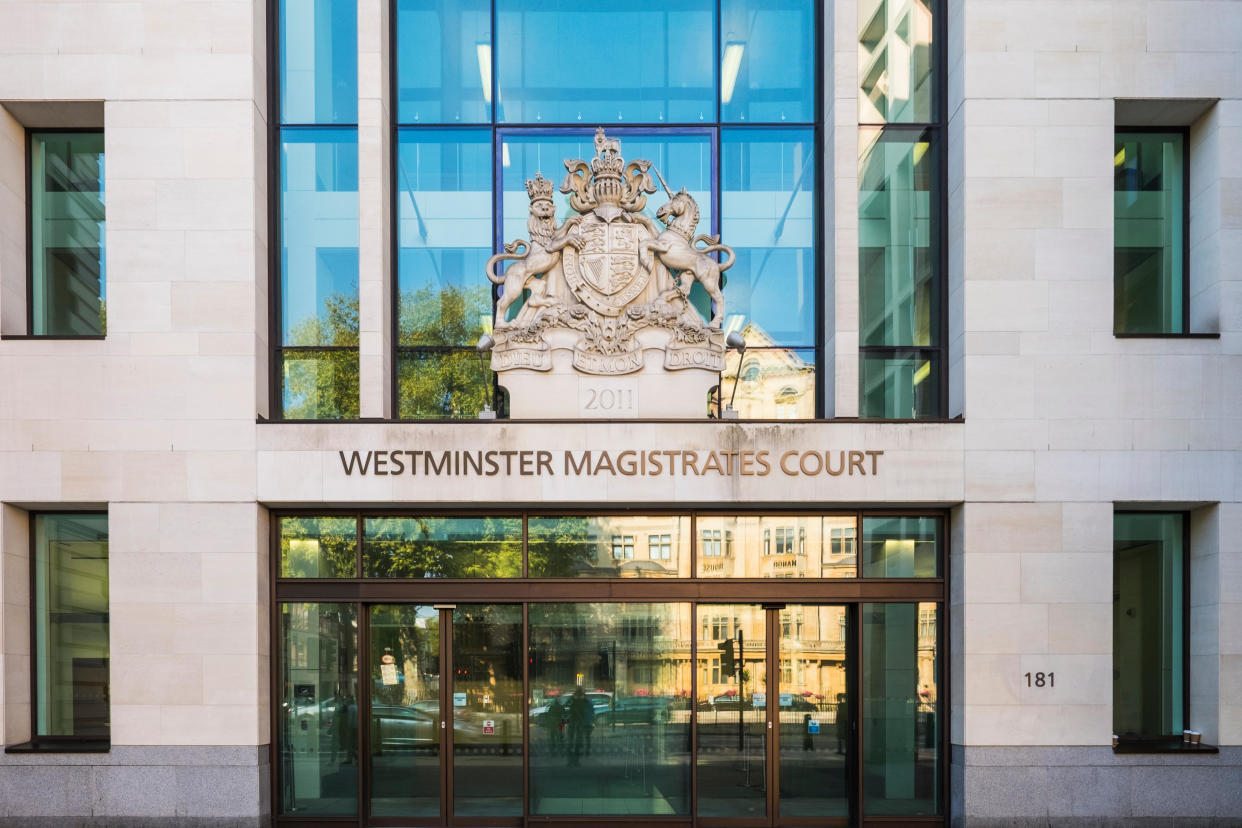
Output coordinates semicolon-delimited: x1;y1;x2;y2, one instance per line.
476;334;497;420
722;330;746;420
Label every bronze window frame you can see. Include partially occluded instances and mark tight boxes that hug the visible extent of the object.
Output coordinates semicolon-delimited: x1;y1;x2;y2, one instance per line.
270;507;949;827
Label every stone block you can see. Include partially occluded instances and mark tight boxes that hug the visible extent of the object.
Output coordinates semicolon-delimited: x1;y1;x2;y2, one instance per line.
93;764;177;818
1020;552;1110;604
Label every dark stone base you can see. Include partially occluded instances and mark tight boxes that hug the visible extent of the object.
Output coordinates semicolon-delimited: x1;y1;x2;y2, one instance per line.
951;745;1242;828
0;746;269;825
0;820;265;827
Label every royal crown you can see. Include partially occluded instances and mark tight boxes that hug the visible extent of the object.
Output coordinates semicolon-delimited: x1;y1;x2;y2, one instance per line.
590;127;625;179
525;172;555;201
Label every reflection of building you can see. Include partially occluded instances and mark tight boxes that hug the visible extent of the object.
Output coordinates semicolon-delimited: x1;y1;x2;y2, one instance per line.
697;516;856;578
720;322;816;419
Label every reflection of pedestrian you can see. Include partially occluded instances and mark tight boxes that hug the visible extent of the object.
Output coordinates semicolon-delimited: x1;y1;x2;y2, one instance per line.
835;693;848;754
802;713;814;751
567;687;594;766
543;697;565;755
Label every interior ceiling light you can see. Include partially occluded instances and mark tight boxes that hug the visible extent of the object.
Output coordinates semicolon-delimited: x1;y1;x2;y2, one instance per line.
722;41;745;104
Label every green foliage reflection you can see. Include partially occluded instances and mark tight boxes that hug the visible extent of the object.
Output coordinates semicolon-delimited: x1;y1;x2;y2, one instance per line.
365;517;521;578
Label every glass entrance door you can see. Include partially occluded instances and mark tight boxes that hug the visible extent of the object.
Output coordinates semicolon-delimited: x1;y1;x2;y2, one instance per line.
696;604;853;826
365;604;523;825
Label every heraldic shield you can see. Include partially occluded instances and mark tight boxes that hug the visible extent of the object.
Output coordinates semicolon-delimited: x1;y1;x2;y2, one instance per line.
563;218;648;314
483;128;736;417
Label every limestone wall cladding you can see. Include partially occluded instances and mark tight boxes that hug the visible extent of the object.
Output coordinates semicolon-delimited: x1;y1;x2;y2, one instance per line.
0;0;1235;764
0;2;267;749
954;0;1242;752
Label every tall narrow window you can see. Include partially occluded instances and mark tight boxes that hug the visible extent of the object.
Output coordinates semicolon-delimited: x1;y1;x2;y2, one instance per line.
858;0;943;419
33;513;109;743
275;0;359;418
29;131;105;336
396;130;494;417
1113;512;1186;738
1114;131;1187;334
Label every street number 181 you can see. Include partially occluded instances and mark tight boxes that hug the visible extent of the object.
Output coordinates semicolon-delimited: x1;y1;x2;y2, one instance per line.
1024;672;1054;687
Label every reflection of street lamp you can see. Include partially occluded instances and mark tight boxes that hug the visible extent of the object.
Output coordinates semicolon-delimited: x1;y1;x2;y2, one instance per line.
476;334;497;419
722;331;746;419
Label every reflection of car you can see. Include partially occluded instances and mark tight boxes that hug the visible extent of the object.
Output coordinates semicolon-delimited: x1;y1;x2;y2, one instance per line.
371;703;438;749
698;695;753;712
785;696;817;711
595;695;672;726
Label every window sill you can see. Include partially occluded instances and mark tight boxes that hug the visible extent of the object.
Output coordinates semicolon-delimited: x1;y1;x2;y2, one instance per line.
1112;737;1218;755
1113;332;1220;339
0;334;106;341
5;740;110;754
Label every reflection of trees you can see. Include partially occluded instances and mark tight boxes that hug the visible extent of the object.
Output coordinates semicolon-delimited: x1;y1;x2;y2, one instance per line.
283;293;360;420
281;284;497;419
398;284;492;419
365;518;521;578
370;607;439;708
527;518;598;577
280;518;357;577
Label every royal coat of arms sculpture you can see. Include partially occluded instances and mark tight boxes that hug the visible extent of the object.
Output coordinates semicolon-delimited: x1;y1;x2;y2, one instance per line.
486;129;734;417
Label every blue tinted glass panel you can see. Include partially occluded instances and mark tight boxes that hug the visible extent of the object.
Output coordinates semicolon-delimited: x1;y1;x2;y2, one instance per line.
500;131;712;324
495;0;715;124
721;128;815;347
281;128;359;346
859;128;937;347
280;0;358;124
397;129;493;345
396;0;491;124
30;132;106;336
721;0;815;123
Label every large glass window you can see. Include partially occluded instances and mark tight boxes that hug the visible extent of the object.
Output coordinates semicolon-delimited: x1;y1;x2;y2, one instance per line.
858;0;936;124
33;513;109;741
858;128;939;419
696;516;856;578
528;515;689;577
280;516;358;578
862;601;940;815
530;603;692;816
278;602;359;815
397;129;495;418
718;128;818;418
720;0;816;124
279;0;358;125
1113;512;1186;738
394;1;819;420
369;604;440;817
274;511;947;822
395;0;491;124
861;516;940;578
858;0;943;419
29;131;106;337
495;0;715;124
1114;131;1187;334
364;516;521;577
276;0;359;419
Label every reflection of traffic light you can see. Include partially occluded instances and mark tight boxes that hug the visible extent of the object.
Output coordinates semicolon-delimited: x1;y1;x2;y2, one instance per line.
718;639;735;678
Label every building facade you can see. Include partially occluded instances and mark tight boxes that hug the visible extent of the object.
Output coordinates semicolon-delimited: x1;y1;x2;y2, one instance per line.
0;1;1239;826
